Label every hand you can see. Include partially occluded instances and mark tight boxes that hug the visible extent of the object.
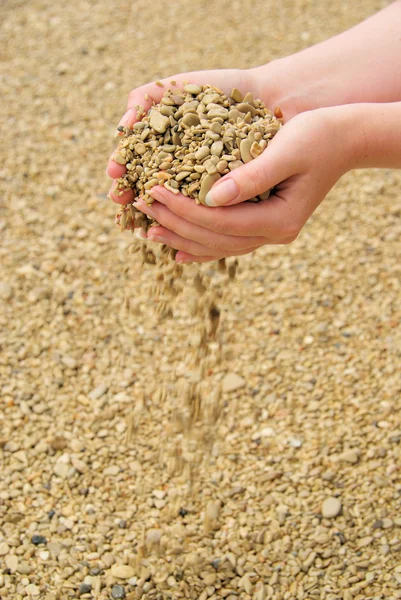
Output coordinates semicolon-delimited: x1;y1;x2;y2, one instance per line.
132;106;353;263
106;63;325;205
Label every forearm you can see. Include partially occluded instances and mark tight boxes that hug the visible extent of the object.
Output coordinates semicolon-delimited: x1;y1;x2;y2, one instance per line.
254;1;401;114
342;101;401;171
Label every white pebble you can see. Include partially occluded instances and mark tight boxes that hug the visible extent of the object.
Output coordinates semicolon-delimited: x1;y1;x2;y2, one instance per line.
322;497;342;518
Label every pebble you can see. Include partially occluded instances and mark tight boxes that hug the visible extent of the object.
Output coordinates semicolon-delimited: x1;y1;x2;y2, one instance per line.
111;565;135;579
88;383;108;400
25;584;40;596
358;536;373;548
5;554;18;572
50;436;68;451
146;529;162;545
149;110;170;134
61;355;77;369
18;562;32;574
31;534;47;545
239;139;252;163
79;583;92;595
104;465;120;476
0;281;13;300
0;542;10;555
195;146;210;161
71;456;88;473
184;84;202;95
47;542;62;557
53;461;72;478
198;172;221;205
222;373;246;392
322;497;342;518
340;449;360;463
111;584;126;599
152;489;166;499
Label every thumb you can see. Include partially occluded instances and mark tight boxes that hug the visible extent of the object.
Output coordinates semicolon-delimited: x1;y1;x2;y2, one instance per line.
204;134;294;207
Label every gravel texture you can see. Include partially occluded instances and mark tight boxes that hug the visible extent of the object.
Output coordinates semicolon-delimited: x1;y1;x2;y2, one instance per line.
1;1;400;599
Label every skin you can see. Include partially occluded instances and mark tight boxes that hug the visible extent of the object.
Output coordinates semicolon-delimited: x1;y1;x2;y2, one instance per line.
107;1;401;263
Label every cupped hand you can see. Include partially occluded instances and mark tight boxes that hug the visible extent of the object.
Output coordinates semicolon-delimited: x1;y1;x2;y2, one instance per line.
107;68;262;203
131;107;352;263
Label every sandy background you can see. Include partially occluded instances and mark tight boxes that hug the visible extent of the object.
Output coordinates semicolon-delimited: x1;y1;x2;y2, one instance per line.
1;1;400;599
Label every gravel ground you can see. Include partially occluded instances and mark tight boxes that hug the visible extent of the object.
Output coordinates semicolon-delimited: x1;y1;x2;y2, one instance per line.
1;1;400;599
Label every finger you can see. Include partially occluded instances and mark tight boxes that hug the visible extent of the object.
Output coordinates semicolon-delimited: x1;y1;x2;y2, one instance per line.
108;180;135;205
126;69;254;113
106;157;126;179
147;185;297;240
175;246;260;264
203;129;300;207
176;252;216;264
148;226;224;258
134;195;266;251
147;225;259;258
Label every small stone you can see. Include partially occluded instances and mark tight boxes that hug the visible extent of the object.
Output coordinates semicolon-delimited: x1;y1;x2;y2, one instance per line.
149;110;170;134
111;584;126;599
222;373;246;393
0;281;13;300
230;88;243;102
322;497;342;518
322;469;335;481
184;84;202;95
104;465;120;476
182;113;200;128
0;541;10;555
61;355;77;369
25;584;40;596
53;461;72;478
31;534;47;545
210;141;224;156
71;456;88;473
50;436;67;451
152;489;166;499
88;384;108;400
252;426;275;440
358;536;373;548
382;518;393;529
341;449;360;463
202;572;217;586
373;519;383;529
239;138;252;163
198;173;220;206
79;583;92;595
111;565;135;579
205;500;221;520
5;554;18;572
18;561;32;574
47;542;63;557
195;146;210;161
146;529;162;546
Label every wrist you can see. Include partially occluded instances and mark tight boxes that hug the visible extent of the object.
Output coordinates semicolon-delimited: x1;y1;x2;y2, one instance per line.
250;57;335;121
326;102;401;173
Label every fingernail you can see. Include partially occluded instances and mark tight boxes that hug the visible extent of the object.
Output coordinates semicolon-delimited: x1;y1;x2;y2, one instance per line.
148;234;168;245
205;178;239;206
135;229;147;240
117;108;134;129
176;258;193;264
133;200;155;216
